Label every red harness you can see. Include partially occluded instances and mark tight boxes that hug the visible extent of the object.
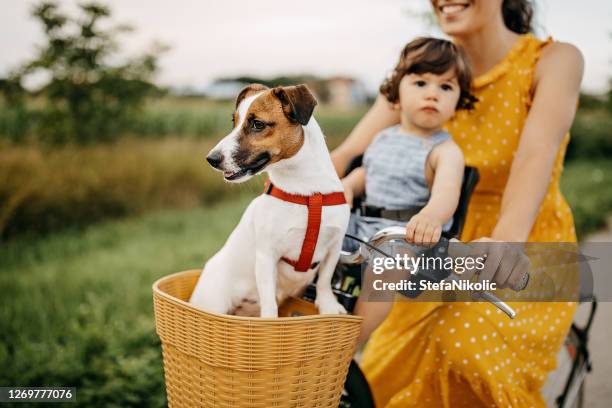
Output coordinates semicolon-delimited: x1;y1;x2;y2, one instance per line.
263;180;347;272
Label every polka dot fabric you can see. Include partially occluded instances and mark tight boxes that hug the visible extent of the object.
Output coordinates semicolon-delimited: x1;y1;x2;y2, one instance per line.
360;34;577;407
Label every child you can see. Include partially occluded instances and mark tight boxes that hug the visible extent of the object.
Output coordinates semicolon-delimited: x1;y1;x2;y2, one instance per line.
342;37;477;248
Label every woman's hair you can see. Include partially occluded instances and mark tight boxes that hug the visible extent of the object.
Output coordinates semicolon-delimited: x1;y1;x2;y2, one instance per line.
380;37;478;111
502;0;534;34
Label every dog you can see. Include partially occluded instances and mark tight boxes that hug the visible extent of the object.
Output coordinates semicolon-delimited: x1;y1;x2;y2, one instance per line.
189;84;350;318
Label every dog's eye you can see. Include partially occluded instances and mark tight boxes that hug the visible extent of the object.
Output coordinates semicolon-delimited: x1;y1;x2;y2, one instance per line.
251;120;266;131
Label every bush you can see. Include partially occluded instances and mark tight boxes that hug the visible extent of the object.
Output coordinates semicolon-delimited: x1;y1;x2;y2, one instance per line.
561;159;612;237
566;109;612;161
0;1;164;145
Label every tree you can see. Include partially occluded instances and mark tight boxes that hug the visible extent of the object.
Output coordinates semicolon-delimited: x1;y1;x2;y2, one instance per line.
3;1;165;144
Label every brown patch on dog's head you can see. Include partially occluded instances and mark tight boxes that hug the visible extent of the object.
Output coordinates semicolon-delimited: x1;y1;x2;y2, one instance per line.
235;83;269;109
229;84;318;176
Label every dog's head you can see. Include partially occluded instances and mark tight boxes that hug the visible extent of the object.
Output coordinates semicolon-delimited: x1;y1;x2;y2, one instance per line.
206;83;317;182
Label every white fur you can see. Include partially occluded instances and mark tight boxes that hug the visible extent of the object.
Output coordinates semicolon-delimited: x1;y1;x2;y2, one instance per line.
208;92;260;178
189;93;350;318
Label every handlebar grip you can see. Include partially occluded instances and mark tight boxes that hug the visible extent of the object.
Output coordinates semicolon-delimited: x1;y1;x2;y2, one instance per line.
447;237;475;258
447;238;530;291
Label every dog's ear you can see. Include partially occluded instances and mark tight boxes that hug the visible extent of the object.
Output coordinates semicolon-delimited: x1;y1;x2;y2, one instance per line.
236;83;269;109
272;85;317;126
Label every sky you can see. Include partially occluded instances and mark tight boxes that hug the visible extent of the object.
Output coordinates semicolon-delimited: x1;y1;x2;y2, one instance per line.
1;0;610;94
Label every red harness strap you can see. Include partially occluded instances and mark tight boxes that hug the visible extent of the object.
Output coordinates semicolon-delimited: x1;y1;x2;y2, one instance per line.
263;180;346;272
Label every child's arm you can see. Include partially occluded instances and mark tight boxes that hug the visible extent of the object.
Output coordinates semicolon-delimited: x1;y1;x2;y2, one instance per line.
406;140;464;245
341;166;366;207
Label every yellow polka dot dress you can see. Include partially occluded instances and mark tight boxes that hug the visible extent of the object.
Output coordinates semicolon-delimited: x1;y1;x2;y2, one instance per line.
360;34;577;407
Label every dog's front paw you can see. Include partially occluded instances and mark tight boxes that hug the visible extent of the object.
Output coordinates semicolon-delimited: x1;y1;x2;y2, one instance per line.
260;304;279;318
315;296;347;315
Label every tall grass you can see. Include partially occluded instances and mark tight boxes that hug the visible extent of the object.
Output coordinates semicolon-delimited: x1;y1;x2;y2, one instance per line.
0;138;265;240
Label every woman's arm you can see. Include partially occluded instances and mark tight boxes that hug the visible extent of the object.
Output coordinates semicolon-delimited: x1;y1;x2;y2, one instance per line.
492;42;584;241
331;94;400;176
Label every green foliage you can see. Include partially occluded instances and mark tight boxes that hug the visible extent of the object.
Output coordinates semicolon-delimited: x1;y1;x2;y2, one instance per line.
561;159;612;235
0;1;164;145
577;93;609;111
218;74;321;88
566;109;612;161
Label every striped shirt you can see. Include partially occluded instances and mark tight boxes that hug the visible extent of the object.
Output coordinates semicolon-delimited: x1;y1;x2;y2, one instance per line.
363;125;451;210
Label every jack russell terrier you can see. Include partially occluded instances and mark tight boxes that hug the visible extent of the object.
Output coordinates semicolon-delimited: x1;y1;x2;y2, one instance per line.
189;84;350;318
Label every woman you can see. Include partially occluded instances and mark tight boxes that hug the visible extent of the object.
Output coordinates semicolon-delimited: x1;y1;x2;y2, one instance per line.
331;0;583;406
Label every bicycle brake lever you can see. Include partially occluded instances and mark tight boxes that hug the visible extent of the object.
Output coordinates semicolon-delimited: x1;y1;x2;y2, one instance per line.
443;274;517;319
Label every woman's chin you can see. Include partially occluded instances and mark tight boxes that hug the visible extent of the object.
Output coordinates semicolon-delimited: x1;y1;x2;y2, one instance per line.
439;20;473;37
436;5;478;36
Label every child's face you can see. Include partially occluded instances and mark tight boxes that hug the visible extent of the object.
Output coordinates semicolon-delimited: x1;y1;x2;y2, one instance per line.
396;69;461;132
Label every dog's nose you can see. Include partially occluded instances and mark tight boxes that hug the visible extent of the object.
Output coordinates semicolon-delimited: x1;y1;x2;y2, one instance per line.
206;151;224;169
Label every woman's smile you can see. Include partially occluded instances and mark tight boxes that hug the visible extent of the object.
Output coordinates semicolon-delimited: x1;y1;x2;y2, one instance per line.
436;1;472;20
439;2;470;16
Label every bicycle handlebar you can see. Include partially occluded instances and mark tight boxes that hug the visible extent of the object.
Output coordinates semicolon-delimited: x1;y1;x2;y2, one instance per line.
340;226;523;318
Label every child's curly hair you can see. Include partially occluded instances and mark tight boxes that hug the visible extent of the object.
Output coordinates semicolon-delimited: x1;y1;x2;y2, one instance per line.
380;37;478;110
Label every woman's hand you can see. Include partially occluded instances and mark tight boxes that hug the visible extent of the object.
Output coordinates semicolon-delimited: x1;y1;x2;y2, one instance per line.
405;211;443;246
461;238;531;291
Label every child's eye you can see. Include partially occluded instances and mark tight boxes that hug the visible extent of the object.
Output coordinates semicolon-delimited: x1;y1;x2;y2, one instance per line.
441;84;454;91
414;80;427;87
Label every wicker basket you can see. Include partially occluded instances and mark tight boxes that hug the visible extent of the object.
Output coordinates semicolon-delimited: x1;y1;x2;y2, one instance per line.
153;269;363;407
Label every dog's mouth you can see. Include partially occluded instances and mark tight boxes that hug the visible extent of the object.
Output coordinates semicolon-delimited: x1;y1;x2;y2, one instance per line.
224;152;271;181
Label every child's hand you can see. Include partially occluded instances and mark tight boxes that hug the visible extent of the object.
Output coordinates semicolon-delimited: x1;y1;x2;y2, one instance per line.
405;212;443;247
341;178;354;207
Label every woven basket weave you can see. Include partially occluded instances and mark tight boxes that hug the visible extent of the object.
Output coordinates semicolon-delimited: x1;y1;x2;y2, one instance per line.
153;269;363;407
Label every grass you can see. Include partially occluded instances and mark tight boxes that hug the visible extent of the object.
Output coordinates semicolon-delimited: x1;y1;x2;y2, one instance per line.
0;193;254;407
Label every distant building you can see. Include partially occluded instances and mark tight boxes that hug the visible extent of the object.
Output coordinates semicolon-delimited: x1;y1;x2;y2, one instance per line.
324;76;368;109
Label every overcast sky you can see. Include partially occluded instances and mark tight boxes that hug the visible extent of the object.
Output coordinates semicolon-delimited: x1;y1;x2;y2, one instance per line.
1;0;610;93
